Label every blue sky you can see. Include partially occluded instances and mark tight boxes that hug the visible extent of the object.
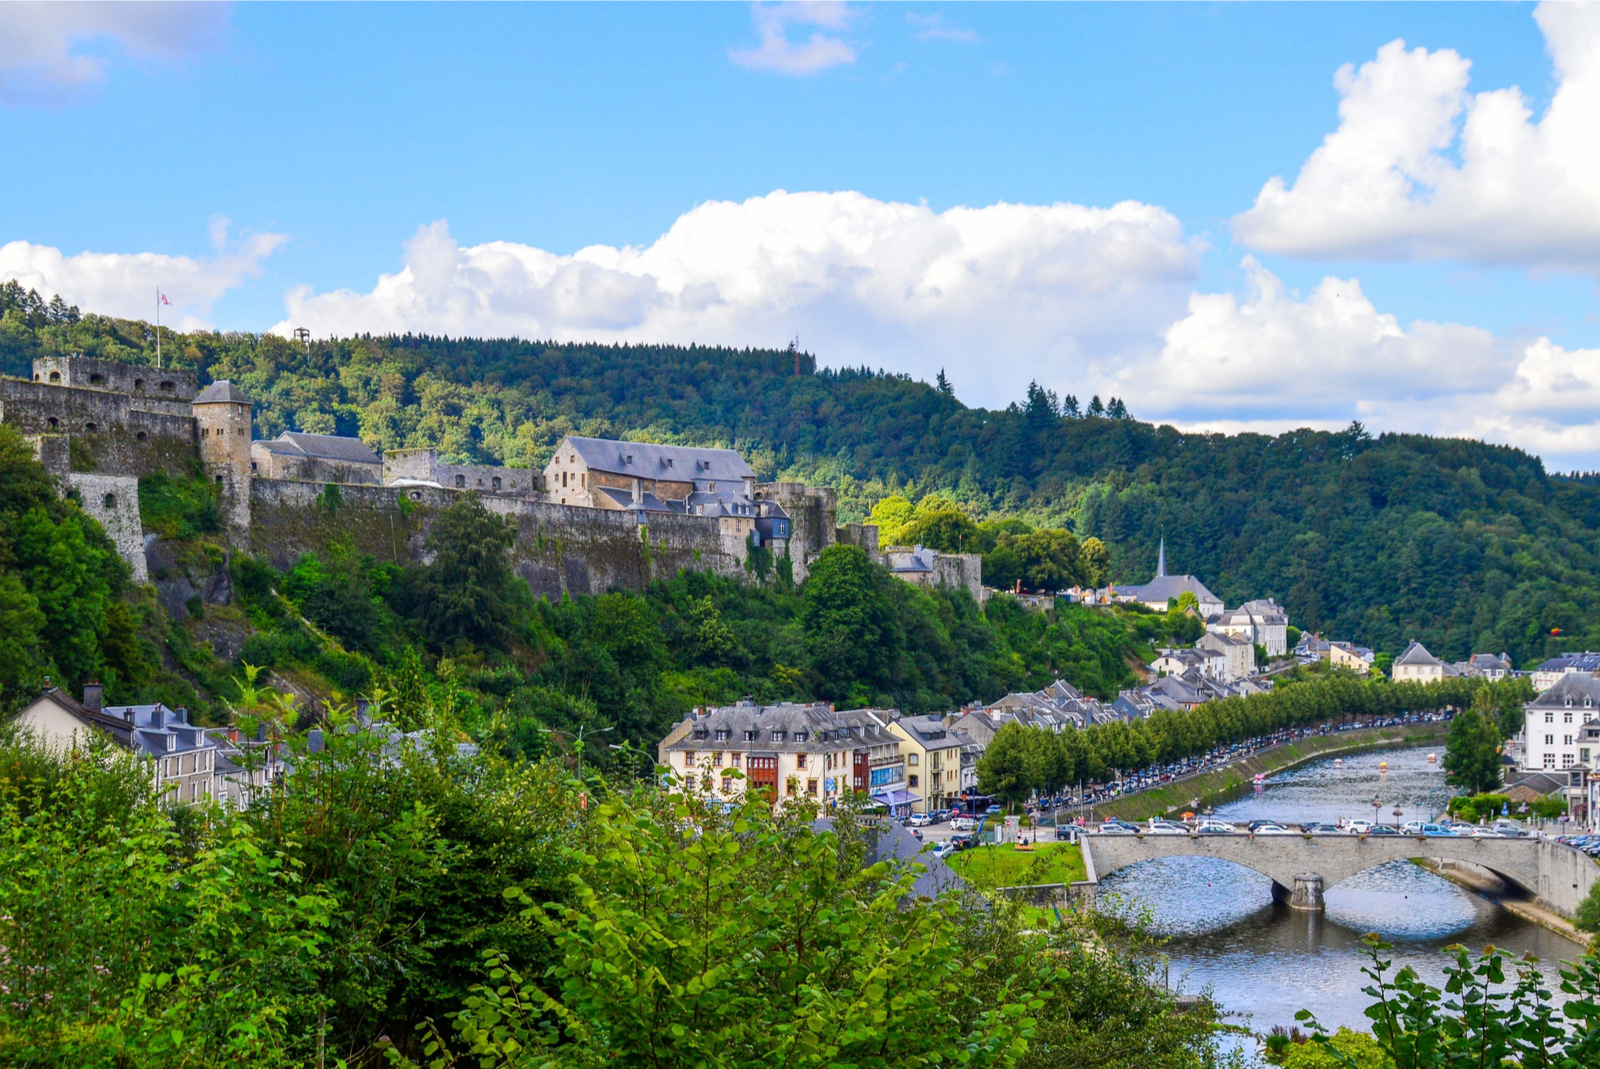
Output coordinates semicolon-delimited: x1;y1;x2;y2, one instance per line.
3;2;1599;466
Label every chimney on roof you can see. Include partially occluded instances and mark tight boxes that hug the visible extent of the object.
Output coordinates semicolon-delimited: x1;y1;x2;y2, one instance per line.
82;680;103;713
175;707;188;724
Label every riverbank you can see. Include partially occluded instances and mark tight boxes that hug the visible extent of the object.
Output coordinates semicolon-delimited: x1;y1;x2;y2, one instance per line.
1414;858;1593;949
1096;722;1450;822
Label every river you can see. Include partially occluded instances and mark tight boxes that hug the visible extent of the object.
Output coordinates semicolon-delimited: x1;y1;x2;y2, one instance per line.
1095;745;1582;1039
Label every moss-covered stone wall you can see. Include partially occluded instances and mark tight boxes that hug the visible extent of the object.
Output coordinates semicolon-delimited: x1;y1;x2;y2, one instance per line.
248;480;752;597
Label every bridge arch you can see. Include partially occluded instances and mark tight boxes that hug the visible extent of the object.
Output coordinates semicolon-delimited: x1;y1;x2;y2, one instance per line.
1086;834;1545;906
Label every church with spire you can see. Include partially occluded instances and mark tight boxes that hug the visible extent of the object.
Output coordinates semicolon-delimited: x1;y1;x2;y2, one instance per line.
1108;537;1225;616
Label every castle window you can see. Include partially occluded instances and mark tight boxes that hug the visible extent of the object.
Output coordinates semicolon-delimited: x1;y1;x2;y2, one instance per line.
410;490;423;501
135;431;147;442
251;462;258;472
89;373;105;385
134;379;145;391
455;475;465;488
159;381;174;391
48;372;60;383
84;422;97;432
47;417;59;429
202;428;209;438
215;475;224;484
102;493;116;509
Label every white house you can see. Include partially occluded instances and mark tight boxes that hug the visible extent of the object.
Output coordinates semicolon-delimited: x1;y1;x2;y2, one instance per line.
1523;674;1600;772
1391;640;1450;684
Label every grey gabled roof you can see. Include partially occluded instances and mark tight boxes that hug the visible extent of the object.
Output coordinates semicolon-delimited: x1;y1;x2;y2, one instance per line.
194;380;250;404
564;435;753;482
1529;672;1600;709
263;431;381;465
1394;640;1443;667
1119;574;1221;606
667;702;896;753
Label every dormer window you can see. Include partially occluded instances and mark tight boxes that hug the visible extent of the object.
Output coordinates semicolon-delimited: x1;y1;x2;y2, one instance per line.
743;730;755;742
794;731;808;743
771;730;785;742
714;729;730;742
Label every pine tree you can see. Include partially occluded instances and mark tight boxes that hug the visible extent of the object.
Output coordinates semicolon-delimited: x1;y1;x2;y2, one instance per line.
935;368;954;397
1086;395;1106;418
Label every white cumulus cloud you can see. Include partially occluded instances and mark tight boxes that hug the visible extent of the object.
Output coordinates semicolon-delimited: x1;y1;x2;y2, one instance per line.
1232;1;1600;271
1112;257;1600;469
0;225;287;330
0;1;228;104
728;2;859;75
272;190;1202;408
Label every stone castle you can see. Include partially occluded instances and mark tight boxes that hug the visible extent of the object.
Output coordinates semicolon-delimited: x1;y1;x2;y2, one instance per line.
0;355;984;601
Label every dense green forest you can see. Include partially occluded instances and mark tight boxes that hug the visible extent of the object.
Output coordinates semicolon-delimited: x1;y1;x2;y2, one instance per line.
6;286;1597;665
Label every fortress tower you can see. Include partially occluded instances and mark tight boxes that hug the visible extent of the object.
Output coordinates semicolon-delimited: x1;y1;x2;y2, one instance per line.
193;380;253;533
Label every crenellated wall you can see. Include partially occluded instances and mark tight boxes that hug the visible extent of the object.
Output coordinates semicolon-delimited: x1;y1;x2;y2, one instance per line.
0;378;196;476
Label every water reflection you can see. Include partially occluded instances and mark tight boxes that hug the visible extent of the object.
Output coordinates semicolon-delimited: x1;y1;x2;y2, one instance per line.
1095;745;1580;1035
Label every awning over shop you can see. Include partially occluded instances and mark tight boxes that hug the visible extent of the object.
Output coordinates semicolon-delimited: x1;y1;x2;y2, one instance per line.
872;789;919;806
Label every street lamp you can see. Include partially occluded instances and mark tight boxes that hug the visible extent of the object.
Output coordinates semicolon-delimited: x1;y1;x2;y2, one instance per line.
574;724;613;778
609;741;654;783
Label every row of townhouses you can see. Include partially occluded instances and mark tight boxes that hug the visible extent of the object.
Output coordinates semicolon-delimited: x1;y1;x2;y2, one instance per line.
13;686;282;807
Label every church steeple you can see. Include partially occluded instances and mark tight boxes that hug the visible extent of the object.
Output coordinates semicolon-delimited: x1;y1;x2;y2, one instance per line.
1156;537;1166;578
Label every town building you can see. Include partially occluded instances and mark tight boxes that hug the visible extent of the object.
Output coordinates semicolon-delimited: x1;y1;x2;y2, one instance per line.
657;701;902;809
888;714;965;815
881;544;987;604
11;685;221;805
1196;631;1256;681
1531;653;1600;693
1207;599;1290;657
251;430;384;485
1462;653;1512;681
1108;539;1224;616
1522;674;1600;773
1152;646;1227;682
1390;640;1451;683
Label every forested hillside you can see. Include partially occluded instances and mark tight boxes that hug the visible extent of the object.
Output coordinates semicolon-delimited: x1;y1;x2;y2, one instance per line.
6;284;1600;665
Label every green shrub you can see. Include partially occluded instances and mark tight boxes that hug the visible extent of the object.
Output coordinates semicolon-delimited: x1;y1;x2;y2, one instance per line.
317;649;372;692
138;471;221;540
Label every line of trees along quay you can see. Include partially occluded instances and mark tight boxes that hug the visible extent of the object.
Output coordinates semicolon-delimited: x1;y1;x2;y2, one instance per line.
977;674;1531;805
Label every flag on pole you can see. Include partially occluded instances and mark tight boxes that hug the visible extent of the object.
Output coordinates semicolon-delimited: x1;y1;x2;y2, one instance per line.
160;292;173;306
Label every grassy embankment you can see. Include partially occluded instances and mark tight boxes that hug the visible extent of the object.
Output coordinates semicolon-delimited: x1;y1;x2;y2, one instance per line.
1095;720;1449;822
945;842;1087;888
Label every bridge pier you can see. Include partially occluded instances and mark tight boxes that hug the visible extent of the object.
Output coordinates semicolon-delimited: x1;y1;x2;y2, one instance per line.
1290;873;1325;911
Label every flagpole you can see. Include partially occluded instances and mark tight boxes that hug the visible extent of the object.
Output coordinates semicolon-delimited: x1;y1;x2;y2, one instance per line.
155;286;162;369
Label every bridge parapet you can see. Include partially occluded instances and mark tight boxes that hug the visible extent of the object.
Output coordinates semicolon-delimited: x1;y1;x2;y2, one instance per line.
1084;833;1553;912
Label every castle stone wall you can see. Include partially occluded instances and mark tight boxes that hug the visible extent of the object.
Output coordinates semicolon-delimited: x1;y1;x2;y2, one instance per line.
248;480;752;597
32;355;197;407
0;378;196;476
66;473;148;582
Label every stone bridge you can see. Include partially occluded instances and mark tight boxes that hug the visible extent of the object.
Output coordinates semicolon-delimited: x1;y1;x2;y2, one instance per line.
1084;833;1600;916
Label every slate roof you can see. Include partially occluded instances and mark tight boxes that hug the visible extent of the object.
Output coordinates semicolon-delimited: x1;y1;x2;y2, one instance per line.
1118;574;1222;607
594;485;674;512
887;547;937;574
1470;653;1512;672
258;431;381;465
564;435;754;482
1394;640;1444;667
813;818;968;902
666;701;896;753
193;380;250;404
896;714;956;747
1528;672;1600;710
22;689;217;761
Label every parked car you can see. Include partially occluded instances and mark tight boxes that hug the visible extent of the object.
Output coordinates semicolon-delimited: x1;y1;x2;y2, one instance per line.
1491;821;1528;837
1345;820;1375;835
951;817;975;832
1253;823;1295;835
1419;823;1456;836
931;841;957;859
908;812;932;828
1401;821;1426;835
1300;822;1341;834
1097;823;1136;835
1146;819;1188;835
1366;824;1400;836
1195;820;1237;835
985;805;1003;816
